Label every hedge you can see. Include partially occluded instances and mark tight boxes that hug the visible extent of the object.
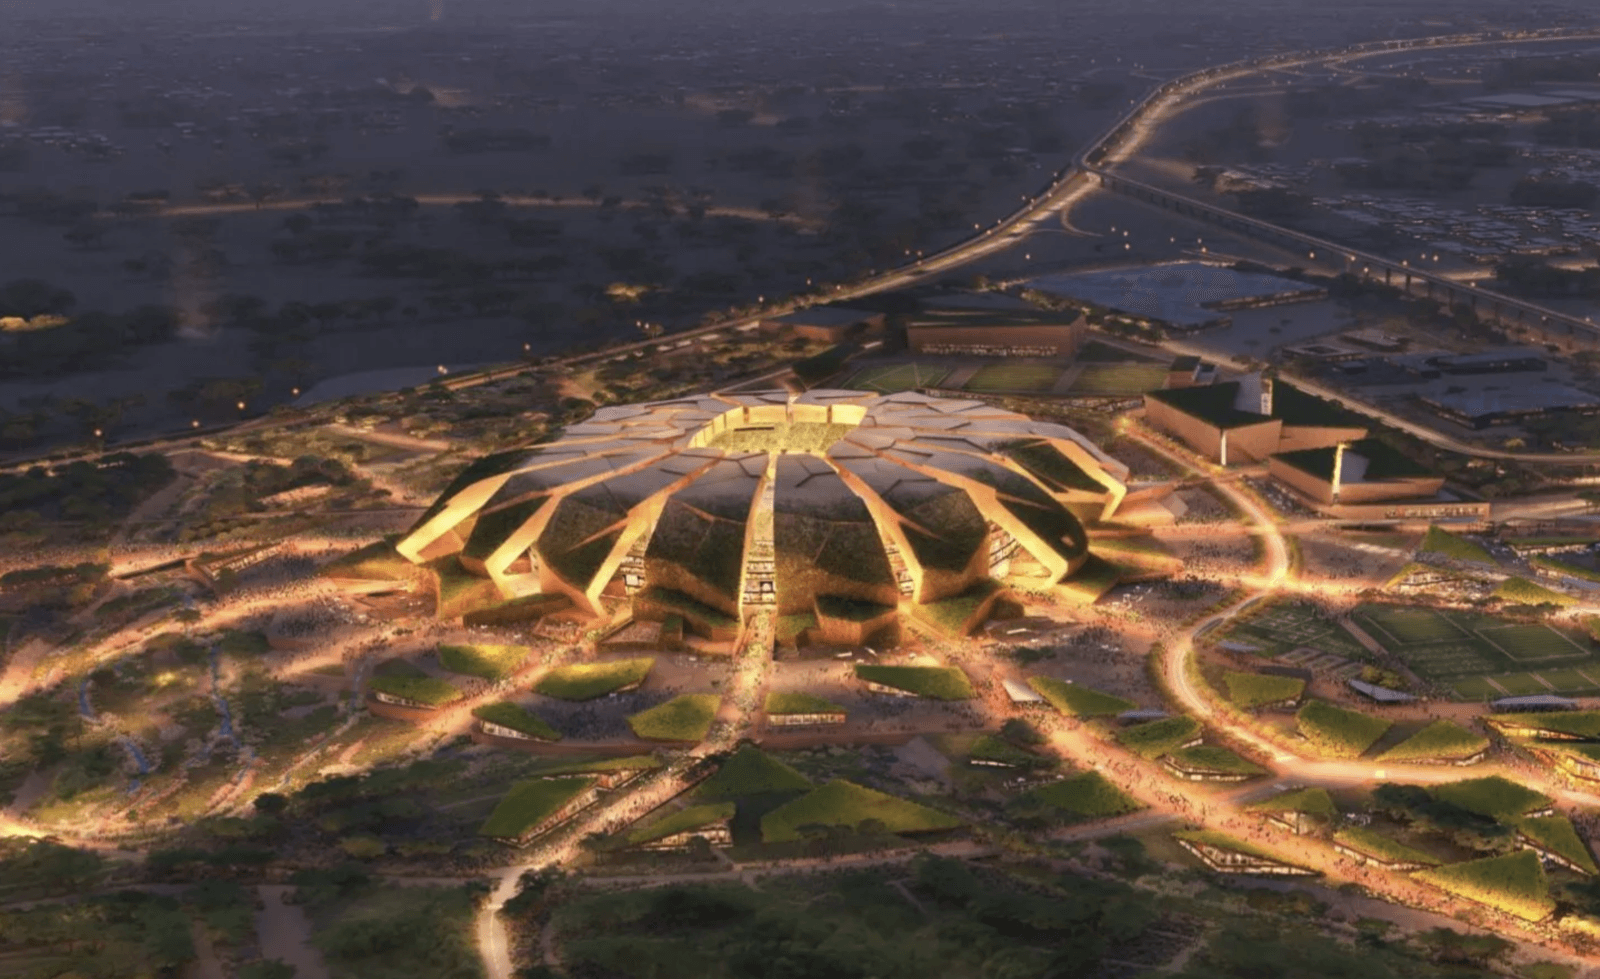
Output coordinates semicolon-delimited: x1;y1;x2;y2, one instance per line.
1027;676;1135;718
1295;700;1392;759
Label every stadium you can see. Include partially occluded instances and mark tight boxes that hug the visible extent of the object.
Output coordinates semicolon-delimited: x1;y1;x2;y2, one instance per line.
397;390;1135;641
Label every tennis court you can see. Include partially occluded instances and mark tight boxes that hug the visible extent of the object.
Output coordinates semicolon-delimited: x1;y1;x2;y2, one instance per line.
844;362;952;393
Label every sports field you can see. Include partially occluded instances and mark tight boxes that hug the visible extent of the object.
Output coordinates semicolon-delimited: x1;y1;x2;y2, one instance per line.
843;362;952;393
1066;363;1170;396
963;363;1063;393
1352;603;1600;701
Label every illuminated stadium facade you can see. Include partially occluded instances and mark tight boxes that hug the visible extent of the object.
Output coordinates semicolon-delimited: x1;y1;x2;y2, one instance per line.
398;390;1132;638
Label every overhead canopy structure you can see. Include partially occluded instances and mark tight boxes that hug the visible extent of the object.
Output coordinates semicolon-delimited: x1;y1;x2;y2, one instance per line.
399;390;1133;635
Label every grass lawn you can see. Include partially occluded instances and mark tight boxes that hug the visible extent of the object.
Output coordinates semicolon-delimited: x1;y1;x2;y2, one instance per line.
1376;720;1487;764
1415;850;1555;921
1066;362;1170;396
1027;676;1135;718
968;734;1051;769
1173;829;1299;866
695;746;813;800
1355;605;1466;646
1420;525;1495;564
963;363;1062;393
627;694;720;743
1430;776;1551;820
763;691;846;717
843;362;953;393
1531;667;1600;694
1333;827;1441;867
760;779;962;842
1115;716;1202;759
1518;815;1599;875
1221;670;1306;709
626;802;737;846
1493;577;1578;608
1023;771;1143;819
1296;700;1392;758
536;657;654;700
471;702;561;741
1489;672;1553;696
1165;745;1266;777
367;662;462;708
1452;676;1504;700
480;776;594;840
1245;786;1337;820
855;664;975;700
1488;709;1600;740
437;643;530;681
